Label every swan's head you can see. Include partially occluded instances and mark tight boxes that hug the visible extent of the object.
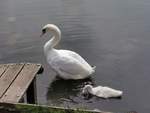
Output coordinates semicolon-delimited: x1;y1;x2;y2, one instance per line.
82;85;93;95
41;24;61;37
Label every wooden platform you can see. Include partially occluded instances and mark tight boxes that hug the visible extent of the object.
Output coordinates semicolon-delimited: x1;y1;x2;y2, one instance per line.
0;63;43;103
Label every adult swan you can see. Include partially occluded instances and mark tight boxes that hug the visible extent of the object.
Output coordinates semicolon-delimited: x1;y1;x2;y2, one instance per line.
41;24;95;80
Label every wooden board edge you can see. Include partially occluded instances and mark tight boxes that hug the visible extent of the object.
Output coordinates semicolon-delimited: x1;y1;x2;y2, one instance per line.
0;63;43;74
22;63;43;74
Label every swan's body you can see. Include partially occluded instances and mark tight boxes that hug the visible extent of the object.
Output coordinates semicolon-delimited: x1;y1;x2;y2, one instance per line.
41;24;95;79
82;85;123;98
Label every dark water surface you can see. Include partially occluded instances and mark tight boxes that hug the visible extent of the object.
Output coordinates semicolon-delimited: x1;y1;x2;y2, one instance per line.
0;0;150;113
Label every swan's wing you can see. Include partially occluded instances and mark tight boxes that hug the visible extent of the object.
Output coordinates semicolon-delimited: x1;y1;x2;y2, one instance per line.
93;86;123;98
101;87;123;98
59;50;93;69
51;55;91;76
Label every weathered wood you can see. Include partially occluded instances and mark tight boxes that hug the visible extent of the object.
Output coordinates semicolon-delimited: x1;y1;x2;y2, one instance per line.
0;63;42;103
0;64;8;78
0;102;112;113
0;63;24;98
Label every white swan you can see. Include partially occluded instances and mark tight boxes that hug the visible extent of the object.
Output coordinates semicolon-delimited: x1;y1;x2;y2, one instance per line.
41;24;95;79
82;85;123;98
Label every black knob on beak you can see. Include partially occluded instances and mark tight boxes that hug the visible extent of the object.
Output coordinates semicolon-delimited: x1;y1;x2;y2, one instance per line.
40;28;46;37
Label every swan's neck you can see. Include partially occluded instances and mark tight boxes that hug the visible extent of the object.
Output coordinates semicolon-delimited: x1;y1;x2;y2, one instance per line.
44;27;61;55
84;86;93;94
87;87;93;94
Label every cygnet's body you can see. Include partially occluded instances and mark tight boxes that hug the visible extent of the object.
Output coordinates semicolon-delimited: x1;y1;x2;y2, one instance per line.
82;85;123;98
41;24;95;79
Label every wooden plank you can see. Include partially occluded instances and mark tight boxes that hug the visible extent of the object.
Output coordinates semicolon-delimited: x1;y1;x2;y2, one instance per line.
0;63;42;103
0;64;8;78
0;63;24;99
0;102;112;113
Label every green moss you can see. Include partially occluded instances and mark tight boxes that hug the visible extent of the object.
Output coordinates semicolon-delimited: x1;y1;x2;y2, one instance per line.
16;104;50;113
15;104;94;113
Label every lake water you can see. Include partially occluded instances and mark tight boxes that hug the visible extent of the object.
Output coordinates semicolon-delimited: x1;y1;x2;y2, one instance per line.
0;0;150;113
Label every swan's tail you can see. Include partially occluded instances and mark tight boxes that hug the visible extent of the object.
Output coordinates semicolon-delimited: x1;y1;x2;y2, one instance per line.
91;65;96;74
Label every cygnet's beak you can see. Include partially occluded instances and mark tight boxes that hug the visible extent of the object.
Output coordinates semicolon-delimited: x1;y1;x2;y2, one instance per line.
82;92;88;97
81;88;88;96
81;90;92;99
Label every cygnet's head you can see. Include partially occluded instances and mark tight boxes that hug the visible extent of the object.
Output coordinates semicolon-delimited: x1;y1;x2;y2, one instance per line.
82;85;93;95
41;24;61;37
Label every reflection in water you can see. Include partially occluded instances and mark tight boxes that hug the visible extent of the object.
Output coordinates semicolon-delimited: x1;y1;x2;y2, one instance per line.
47;77;93;106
